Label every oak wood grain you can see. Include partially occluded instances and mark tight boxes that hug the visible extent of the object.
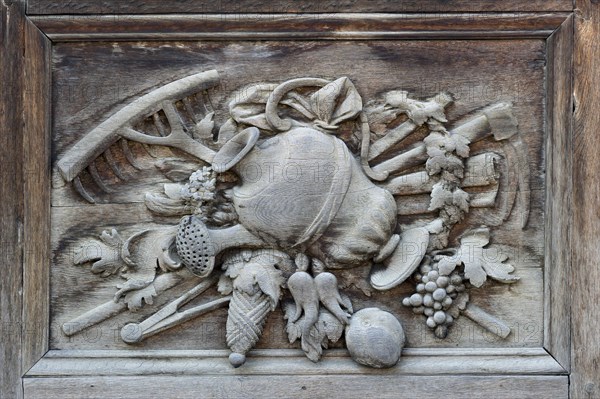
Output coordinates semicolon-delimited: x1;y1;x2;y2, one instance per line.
544;15;573;372
0;1;26;398
572;0;600;397
23;375;569;399
30;13;569;41
27;348;565;376
48;38;548;353
26;0;574;15
21;17;52;376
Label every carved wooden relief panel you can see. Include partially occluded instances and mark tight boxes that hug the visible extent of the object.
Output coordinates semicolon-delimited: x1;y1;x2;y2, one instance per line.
11;0;600;396
11;8;573;398
50;39;543;358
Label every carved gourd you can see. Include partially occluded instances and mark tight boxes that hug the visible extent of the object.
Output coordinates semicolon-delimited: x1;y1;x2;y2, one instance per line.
212;126;397;270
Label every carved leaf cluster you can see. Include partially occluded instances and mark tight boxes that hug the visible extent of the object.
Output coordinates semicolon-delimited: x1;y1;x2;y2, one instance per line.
437;227;519;288
221;252;286;310
73;229;126;277
424;129;472;249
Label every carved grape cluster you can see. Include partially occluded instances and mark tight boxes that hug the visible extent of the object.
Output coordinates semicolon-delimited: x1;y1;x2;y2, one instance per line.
402;257;468;339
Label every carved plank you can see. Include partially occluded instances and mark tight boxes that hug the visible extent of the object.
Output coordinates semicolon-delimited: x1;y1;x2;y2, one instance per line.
544;15;573;372
572;0;600;397
46;34;549;360
22;17;52;375
23;375;568;399
27;348;566;377
0;1;26;398
26;0;574;14
30;13;569;41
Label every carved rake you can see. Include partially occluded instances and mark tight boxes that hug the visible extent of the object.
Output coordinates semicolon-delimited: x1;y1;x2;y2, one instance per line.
57;70;220;203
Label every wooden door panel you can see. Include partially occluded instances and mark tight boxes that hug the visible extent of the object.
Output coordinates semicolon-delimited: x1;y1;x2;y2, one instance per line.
3;2;594;398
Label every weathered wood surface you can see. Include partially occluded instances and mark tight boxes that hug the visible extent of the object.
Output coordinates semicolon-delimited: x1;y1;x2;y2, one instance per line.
23;375;568;399
26;0;574;14
544;15;573;372
30;13;569;41
572;0;600;397
27;348;566;376
48;38;548;352
22;17;52;376
1;1;26;398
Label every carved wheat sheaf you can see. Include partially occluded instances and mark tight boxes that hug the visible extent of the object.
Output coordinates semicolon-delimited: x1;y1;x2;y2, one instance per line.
60;70;530;368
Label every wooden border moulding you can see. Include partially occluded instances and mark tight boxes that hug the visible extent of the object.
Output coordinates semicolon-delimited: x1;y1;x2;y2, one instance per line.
1;5;583;398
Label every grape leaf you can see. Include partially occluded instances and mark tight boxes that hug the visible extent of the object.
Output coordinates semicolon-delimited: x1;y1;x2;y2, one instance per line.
429;184;470;215
452;133;471;158
455;227;519;287
453;188;470;213
232;262;284;310
122;283;157;311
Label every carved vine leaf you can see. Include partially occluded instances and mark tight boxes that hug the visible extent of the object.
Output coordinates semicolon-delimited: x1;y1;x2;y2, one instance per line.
429;183;470;213
223;252;286;309
121;282;158;311
232;263;284;309
437;227;519;288
73;229;127;277
191;112;215;142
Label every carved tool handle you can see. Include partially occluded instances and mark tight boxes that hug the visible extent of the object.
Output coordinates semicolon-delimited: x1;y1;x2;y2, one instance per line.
136;296;231;341
463;303;511;339
62;271;188;336
124;276;218;340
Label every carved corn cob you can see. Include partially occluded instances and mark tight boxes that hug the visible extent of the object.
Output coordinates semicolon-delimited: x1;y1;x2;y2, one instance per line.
226;289;272;367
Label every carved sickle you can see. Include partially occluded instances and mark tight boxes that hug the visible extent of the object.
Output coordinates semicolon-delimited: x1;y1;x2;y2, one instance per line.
57;70;220;183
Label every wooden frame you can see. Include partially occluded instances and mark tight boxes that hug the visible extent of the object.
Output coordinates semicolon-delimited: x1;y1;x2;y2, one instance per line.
3;1;598;397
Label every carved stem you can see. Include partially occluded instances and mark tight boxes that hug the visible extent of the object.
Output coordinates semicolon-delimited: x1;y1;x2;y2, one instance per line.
382;152;499;195
463;303;511;339
208;224;266;253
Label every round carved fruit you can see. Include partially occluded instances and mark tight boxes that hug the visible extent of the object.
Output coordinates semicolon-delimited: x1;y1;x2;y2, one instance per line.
345;308;405;368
